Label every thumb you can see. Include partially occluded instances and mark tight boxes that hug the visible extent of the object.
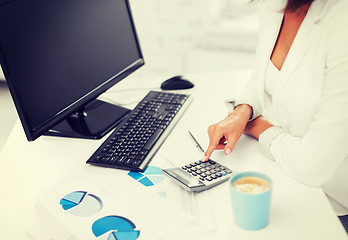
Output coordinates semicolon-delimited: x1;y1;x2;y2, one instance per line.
223;136;236;155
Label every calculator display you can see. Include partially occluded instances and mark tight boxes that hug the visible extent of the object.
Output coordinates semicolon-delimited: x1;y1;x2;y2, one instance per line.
165;168;204;188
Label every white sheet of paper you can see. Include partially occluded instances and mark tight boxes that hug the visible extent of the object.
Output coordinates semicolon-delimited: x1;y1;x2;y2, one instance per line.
188;124;261;170
35;172;192;240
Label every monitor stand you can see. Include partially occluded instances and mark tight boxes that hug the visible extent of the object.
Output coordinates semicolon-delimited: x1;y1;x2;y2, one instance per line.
44;99;130;139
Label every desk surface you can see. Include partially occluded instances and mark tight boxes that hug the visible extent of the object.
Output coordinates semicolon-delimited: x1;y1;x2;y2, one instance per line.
0;70;346;240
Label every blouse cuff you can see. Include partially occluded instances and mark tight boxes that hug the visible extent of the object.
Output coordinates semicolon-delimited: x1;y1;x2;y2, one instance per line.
259;126;288;160
225;97;263;121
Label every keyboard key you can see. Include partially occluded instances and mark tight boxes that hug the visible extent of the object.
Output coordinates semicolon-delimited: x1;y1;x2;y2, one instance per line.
143;128;164;150
131;160;141;168
124;158;133;166
116;156;126;165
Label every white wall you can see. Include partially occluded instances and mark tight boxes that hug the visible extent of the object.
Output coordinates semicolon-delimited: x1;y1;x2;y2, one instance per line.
129;0;259;78
0;0;259;81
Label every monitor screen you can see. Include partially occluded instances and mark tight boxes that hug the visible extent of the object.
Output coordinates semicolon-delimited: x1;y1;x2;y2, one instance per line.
0;0;144;141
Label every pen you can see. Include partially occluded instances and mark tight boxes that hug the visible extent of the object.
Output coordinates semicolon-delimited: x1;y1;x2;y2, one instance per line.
188;130;205;153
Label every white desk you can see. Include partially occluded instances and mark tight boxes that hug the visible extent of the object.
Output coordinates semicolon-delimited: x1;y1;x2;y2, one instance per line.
0;70;346;239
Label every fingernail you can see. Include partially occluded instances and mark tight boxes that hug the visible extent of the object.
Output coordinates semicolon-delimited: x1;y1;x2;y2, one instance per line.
225;148;232;155
202;155;208;162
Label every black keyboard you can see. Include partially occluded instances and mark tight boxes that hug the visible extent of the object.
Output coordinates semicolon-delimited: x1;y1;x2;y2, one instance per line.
86;91;192;171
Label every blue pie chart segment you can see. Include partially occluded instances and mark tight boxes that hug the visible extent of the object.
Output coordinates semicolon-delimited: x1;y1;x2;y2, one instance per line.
139;177;154;187
150;175;166;184
92;215;140;240
143;166;162;175
63;191;86;204
60;199;78;210
128;166;165;187
60;191;103;217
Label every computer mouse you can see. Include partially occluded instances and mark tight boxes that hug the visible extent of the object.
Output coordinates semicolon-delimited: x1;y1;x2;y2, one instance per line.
160;75;194;90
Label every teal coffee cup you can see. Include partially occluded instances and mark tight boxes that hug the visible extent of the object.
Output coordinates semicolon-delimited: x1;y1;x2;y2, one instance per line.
229;171;272;230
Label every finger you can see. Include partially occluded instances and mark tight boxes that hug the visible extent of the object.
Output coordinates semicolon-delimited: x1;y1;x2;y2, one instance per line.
204;136;227;160
204;133;223;161
204;142;217;161
223;135;237;155
215;142;226;150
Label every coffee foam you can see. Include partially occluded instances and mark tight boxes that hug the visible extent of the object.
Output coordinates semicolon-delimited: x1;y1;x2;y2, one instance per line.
232;176;270;194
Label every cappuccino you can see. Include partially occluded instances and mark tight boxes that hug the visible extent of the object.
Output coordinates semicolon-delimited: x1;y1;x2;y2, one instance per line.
232;176;270;194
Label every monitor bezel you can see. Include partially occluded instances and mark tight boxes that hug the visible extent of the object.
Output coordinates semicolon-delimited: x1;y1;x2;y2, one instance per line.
0;0;144;141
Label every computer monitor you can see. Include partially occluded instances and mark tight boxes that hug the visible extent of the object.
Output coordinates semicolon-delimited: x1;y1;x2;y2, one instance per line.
0;0;144;141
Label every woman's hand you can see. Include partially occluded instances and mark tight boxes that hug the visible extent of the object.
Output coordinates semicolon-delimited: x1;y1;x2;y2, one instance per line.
203;104;252;161
244;116;273;139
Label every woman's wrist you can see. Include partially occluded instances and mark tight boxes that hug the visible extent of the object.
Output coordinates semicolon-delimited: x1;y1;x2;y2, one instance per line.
226;104;253;124
245;116;273;139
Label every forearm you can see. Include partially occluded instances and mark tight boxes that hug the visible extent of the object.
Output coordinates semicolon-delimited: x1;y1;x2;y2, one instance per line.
244;116;273;139
226;104;253;125
270;127;348;187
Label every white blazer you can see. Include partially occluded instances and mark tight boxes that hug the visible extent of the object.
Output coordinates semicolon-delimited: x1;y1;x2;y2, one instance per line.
239;0;348;214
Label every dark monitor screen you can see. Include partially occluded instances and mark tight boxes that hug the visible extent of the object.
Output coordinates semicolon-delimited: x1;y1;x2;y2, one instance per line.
0;0;144;141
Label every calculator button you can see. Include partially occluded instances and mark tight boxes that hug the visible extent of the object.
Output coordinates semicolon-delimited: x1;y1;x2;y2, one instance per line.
200;173;207;178
196;170;202;174
220;171;227;176
206;176;213;181
192;172;197;176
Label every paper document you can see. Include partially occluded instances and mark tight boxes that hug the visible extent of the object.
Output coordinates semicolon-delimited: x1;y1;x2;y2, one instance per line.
174;124;261;170
35;171;192;240
148;155;216;235
192;125;260;166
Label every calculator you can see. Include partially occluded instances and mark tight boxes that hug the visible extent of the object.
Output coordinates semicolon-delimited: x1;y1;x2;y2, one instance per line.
163;159;233;192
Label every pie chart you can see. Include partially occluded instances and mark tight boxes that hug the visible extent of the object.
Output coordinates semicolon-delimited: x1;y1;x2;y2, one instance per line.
60;191;103;217
92;215;140;240
128;166;165;187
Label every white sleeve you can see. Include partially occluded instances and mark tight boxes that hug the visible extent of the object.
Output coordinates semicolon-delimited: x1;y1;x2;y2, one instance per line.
224;5;266;121
259;126;288;160
224;72;263;121
265;6;348;187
